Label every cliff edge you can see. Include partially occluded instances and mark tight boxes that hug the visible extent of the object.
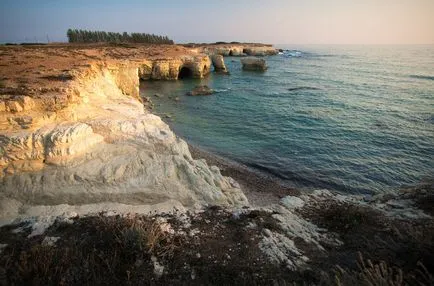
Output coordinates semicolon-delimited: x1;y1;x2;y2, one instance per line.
0;44;257;223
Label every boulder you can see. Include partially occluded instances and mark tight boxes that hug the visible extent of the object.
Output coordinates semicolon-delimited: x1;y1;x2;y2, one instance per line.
211;55;228;73
186;85;214;96
241;57;267;71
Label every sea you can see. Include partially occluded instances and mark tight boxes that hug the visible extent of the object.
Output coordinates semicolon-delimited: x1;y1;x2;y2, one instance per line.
140;45;434;194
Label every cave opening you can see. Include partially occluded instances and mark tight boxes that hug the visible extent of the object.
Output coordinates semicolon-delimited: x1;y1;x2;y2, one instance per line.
178;66;193;79
229;50;233;56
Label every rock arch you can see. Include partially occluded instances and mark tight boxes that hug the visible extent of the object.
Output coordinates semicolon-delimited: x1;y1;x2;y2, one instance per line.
178;66;193;79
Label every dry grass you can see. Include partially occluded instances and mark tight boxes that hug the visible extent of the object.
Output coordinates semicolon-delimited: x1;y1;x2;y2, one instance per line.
101;214;180;258
0;209;303;285
1;203;432;285
300;198;434;286
0;214;179;285
333;252;433;286
334;253;404;286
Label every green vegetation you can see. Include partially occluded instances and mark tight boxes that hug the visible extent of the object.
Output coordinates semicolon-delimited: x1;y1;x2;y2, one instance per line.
66;29;174;44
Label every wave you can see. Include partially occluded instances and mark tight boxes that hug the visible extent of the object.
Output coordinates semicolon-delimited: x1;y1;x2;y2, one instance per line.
280;50;303;57
213;87;231;93
287;86;321;92
410;74;434;81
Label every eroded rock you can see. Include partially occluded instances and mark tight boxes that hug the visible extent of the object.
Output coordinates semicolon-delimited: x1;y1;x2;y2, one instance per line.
0;60;248;223
211;55;228;73
243;47;278;56
241;57;268;71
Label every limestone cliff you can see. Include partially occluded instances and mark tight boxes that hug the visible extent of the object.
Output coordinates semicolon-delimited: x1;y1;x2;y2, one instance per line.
202;44;278;57
140;56;211;80
0;49;247;223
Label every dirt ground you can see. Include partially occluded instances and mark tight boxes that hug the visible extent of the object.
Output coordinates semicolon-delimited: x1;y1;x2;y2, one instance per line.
1;192;433;285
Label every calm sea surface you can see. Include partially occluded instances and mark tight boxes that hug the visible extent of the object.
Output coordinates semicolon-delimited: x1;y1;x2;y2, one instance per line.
141;45;434;194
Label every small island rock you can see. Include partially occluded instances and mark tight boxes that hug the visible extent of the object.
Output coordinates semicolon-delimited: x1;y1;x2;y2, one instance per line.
241;57;267;71
186;85;214;96
211;55;228;73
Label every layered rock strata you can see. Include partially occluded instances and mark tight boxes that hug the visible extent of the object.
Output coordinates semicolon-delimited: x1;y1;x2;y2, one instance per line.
202;45;278;57
137;56;211;80
0;50;248;223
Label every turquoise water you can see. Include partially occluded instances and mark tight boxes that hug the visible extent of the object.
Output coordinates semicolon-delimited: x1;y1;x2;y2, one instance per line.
141;46;434;194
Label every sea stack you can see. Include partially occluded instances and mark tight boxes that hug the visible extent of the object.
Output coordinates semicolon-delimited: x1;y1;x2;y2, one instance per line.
211;54;228;73
241;57;268;71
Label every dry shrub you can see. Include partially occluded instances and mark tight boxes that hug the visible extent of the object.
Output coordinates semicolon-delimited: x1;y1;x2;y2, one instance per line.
101;214;179;258
0;214;181;285
334;252;433;286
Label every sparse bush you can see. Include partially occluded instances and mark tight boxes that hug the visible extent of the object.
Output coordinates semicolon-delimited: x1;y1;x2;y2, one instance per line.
0;214;181;285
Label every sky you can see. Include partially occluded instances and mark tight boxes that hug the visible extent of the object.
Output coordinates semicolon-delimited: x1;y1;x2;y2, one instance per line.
1;0;433;45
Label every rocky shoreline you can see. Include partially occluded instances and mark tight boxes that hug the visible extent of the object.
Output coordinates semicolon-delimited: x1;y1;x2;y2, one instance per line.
188;143;300;207
0;43;433;285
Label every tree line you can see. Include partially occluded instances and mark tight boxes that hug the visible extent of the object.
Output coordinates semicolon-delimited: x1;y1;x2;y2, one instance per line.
66;29;174;44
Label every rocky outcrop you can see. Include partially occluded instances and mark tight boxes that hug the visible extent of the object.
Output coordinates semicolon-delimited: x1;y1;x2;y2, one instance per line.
147;56;211;80
138;60;153;80
210;55;228;73
243;47;278;56
203;45;278;57
0;57;248;224
186;85;214;96
241;57;268;71
1;96;36;113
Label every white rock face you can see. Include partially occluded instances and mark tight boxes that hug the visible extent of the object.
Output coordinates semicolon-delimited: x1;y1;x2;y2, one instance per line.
241;57;267;71
0;123;104;171
0;61;248;223
280;196;305;210
258;193;343;270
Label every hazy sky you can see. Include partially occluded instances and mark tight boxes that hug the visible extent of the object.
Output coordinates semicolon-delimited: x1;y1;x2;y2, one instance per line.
1;0;433;44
